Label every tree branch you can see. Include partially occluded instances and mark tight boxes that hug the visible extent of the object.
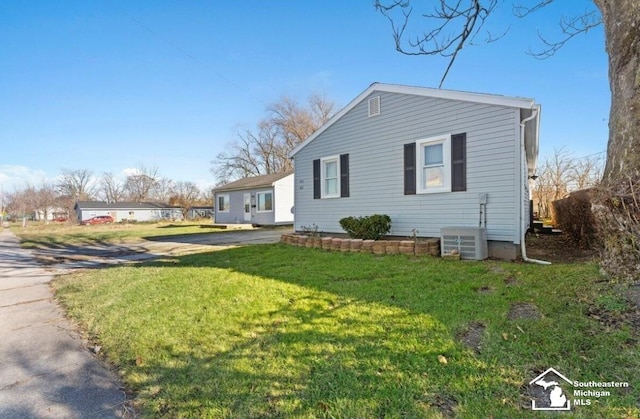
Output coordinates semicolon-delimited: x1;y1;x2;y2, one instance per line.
526;9;602;59
375;0;500;88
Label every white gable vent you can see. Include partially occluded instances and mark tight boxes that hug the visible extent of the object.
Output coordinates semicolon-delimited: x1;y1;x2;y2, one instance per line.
368;96;380;117
441;227;488;260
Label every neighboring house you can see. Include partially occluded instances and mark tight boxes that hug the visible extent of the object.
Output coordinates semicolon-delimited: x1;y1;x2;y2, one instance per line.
289;83;541;259
187;206;214;220
34;208;68;221
213;171;294;225
74;201;183;223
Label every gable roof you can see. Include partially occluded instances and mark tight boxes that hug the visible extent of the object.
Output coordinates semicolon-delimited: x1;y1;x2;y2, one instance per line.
290;82;540;160
74;201;180;210
213;171;293;193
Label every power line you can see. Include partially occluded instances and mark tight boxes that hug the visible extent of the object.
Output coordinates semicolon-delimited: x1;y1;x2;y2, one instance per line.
105;2;267;108
574;150;606;160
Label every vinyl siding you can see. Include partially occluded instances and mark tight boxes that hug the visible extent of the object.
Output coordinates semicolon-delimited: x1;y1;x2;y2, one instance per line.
214;189;274;225
214;183;295;225
78;209;181;222
214;191;247;224
293;91;523;242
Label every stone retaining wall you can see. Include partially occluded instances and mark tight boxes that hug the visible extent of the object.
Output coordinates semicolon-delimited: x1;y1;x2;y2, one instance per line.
280;234;440;257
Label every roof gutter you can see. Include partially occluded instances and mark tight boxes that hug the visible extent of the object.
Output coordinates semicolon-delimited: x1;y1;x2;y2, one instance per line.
520;109;551;265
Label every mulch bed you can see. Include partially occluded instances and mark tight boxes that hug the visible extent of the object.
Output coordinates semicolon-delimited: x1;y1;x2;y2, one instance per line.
525;233;599;263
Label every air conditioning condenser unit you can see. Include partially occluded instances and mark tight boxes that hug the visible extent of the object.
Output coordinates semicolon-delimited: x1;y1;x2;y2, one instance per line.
440;227;488;260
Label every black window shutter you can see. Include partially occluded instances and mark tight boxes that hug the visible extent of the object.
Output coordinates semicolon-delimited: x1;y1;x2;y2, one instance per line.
404;143;416;195
340;154;350;197
313;159;321;199
451;133;467;192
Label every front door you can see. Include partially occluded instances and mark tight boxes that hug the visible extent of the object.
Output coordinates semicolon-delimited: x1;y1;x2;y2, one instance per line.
243;193;252;222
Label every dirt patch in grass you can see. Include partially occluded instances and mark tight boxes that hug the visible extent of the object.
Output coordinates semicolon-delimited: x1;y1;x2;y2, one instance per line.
586;284;640;340
525;233;598;263
473;286;494;294
430;394;458;417
458;322;486;353
507;303;542;321
627;284;640;308
504;277;518;286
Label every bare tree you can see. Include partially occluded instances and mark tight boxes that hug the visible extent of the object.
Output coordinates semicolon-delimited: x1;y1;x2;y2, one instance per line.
268;94;335;150
375;1;601;87
375;0;640;278
57;168;95;216
9;185;38;219
212;94;335;184
532;148;571;219
169;181;201;220
375;0;504;88
124;165;159;202
98;172;126;203
214;123;282;182
532;149;603;219
568;153;604;191
35;183;58;221
513;2;602;59
5;183;59;221
152;177;175;203
57;168;94;201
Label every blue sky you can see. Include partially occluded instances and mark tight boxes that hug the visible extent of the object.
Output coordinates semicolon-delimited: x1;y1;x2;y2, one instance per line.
0;1;608;193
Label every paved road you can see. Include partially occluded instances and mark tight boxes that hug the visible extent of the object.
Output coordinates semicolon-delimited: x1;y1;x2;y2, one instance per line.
0;229;131;418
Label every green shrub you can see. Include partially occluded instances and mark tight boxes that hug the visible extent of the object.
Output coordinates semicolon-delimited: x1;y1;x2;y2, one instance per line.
339;214;391;240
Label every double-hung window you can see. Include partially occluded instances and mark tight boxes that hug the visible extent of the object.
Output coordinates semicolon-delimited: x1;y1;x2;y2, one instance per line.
404;133;466;195
256;191;273;212
321;155;340;198
217;194;230;212
417;136;451;194
313;154;350;199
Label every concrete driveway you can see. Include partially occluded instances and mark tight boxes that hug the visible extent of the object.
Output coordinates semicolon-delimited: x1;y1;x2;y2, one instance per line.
0;226;289;417
32;227;290;272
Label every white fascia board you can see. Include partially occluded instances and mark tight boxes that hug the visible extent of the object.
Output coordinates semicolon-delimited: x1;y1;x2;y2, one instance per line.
290;82;538;157
376;83;537;109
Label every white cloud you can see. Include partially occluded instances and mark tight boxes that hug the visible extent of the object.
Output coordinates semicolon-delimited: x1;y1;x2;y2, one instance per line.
0;165;50;191
121;167;140;177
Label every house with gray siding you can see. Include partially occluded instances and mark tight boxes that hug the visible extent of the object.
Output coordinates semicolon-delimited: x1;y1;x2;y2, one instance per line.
74;201;183;223
289;83;540;259
213;171;294;225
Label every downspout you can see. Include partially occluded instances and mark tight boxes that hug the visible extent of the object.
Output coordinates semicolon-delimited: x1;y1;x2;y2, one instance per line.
520;109;551;265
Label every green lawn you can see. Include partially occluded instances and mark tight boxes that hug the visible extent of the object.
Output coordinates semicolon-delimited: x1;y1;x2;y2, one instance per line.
52;244;640;418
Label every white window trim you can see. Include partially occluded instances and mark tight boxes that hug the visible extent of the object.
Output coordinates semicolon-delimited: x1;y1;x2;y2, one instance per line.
256;190;274;213
321;155;341;199
217;194;230;212
416;135;451;194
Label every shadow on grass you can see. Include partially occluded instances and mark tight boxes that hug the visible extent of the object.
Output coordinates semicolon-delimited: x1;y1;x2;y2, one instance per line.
129;287;476;417
22;237;152;261
56;242;640;416
117;243;539;416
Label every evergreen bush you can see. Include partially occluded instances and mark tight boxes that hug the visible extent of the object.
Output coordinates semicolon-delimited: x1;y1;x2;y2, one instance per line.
339;214;391;240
